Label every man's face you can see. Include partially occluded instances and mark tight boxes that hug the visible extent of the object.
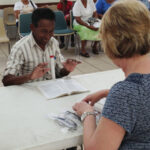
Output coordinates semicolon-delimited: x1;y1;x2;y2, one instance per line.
31;19;55;47
22;0;29;3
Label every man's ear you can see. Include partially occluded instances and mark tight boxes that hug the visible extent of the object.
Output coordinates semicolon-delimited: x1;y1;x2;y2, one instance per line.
30;24;34;32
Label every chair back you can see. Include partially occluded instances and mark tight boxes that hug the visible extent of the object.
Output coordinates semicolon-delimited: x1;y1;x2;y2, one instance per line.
18;13;32;37
48;5;58;11
3;7;16;26
70;10;74;30
54;11;68;30
0;18;9;43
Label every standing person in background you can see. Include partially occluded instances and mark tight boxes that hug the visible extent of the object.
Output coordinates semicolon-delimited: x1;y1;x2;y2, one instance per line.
96;0;115;18
73;0;150;149
14;0;37;26
57;0;75;49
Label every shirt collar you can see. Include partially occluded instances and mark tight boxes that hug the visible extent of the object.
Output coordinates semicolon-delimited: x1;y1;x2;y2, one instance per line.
29;33;52;48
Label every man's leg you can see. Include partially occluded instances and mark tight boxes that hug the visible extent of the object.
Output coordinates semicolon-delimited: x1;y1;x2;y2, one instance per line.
59;36;65;49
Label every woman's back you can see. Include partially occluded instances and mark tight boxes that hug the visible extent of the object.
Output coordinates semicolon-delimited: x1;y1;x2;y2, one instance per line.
102;73;150;149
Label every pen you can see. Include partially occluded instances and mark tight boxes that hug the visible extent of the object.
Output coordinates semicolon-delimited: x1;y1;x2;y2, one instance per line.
50;55;56;80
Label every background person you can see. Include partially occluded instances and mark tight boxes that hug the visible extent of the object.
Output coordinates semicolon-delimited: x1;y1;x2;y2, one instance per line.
73;0;100;57
140;0;150;10
73;0;150;149
14;0;37;26
2;8;80;86
96;0;115;18
57;0;75;49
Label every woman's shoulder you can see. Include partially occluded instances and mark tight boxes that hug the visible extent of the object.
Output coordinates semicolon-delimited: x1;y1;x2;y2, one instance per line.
14;1;23;10
109;73;150;100
67;1;73;5
73;0;81;10
14;1;23;6
88;0;95;5
110;78;139;97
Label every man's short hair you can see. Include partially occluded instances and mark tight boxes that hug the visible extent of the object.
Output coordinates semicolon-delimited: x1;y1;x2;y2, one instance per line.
100;0;150;59
32;8;55;27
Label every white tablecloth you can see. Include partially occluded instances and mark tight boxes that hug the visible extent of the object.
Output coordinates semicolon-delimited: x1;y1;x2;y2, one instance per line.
0;69;124;150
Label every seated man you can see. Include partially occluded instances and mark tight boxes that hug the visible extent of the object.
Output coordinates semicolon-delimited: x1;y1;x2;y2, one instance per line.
2;8;80;86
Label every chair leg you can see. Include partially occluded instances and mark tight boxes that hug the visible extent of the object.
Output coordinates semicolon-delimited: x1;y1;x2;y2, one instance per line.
74;34;79;56
76;34;81;55
65;35;70;50
98;41;103;53
80;144;84;150
8;42;10;54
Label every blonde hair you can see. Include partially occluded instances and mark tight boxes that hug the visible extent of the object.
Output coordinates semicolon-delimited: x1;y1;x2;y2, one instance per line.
100;0;150;59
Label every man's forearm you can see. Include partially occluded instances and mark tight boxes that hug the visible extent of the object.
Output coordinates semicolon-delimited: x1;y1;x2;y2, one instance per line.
2;74;32;86
59;68;70;77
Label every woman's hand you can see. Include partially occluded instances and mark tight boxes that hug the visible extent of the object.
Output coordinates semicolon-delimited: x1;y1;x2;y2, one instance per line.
87;25;99;31
73;101;94;116
82;89;109;106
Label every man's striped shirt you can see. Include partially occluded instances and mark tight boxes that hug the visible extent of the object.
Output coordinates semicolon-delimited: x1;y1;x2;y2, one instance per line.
3;33;65;82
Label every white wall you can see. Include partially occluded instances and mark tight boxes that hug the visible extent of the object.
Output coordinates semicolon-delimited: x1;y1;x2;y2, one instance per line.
0;0;60;5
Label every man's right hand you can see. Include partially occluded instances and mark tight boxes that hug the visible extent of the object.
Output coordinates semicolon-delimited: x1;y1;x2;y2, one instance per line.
30;63;50;80
82;89;109;106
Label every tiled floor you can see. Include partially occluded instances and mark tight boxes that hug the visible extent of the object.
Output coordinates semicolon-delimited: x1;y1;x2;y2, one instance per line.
0;39;118;87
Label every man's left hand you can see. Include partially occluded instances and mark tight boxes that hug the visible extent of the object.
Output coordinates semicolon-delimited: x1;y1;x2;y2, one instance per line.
63;59;81;72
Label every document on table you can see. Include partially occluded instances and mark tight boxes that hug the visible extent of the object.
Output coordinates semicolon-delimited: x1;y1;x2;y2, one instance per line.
37;78;89;100
93;20;101;28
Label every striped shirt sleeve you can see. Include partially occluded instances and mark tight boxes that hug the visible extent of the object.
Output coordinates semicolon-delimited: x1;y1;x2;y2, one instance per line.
3;46;24;76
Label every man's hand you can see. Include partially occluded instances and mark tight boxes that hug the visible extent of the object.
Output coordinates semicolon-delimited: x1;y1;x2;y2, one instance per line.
30;63;50;80
82;89;109;106
63;59;81;72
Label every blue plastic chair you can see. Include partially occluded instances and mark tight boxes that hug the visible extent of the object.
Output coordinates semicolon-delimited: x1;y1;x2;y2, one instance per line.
54;11;74;36
54;11;78;52
18;13;32;38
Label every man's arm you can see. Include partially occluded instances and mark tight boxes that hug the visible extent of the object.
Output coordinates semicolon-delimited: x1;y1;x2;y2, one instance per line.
2;74;31;86
59;68;70;77
14;10;20;19
2;63;50;86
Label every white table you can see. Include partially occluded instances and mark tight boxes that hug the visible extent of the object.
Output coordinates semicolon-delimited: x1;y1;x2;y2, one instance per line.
0;69;124;150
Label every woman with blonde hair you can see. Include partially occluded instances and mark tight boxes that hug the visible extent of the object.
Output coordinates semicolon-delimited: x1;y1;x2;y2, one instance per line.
73;0;150;149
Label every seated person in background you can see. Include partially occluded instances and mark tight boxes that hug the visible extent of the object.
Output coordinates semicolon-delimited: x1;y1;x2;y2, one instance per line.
14;0;37;26
96;0;115;18
93;0;97;3
2;8;80;86
73;0;150;149
73;0;100;58
140;0;150;10
57;0;74;49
